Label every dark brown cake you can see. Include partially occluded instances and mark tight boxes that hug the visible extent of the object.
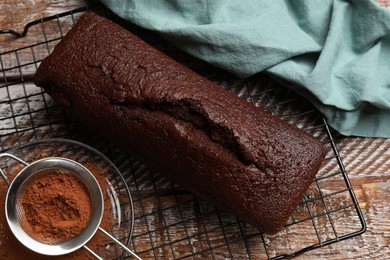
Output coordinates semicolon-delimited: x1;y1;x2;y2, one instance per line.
34;12;326;233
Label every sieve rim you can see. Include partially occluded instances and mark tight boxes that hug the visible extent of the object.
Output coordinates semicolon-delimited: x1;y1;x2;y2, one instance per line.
5;157;104;256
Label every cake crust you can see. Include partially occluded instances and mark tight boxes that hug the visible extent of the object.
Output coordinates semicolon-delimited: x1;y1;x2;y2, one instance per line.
34;12;326;233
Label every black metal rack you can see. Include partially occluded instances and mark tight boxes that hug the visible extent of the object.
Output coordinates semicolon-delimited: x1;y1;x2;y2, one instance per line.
0;6;366;259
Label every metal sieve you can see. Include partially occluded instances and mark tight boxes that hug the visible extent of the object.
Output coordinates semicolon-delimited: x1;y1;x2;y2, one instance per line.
0;153;141;260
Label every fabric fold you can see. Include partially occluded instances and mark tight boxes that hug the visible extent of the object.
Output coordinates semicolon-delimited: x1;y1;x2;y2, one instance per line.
100;0;390;137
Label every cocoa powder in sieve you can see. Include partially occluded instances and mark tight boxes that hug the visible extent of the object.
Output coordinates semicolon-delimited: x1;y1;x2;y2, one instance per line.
20;172;92;243
0;160;116;260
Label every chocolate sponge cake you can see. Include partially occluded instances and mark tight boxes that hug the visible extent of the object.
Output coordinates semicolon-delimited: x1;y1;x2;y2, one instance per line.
34;12;326;233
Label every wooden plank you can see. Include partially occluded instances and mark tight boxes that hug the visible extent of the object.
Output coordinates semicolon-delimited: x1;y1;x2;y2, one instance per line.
0;0;91;51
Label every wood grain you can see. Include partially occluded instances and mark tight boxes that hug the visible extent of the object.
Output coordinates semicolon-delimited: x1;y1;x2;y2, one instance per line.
0;0;94;51
1;1;389;259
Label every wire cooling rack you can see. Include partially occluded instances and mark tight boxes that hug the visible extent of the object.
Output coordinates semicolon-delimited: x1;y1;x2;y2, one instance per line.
0;6;366;259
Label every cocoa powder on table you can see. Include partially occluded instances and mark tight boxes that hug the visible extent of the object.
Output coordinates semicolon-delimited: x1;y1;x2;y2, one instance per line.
20;172;92;243
0;161;117;260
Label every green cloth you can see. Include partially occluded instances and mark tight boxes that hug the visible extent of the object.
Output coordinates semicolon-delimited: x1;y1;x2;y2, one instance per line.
100;0;390;138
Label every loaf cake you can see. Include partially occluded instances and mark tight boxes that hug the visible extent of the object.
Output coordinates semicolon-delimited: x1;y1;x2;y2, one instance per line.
34;12;326;233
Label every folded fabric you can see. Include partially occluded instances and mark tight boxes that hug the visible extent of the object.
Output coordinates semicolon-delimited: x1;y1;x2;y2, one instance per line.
100;0;390;138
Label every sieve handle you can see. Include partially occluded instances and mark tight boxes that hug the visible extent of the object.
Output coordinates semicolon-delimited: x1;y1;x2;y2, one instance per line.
83;245;103;260
82;227;141;260
83;227;142;260
98;227;142;260
0;153;29;187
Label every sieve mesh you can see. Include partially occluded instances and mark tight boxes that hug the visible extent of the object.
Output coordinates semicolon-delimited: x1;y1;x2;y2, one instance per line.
0;139;137;258
2;155;107;256
15;168;93;245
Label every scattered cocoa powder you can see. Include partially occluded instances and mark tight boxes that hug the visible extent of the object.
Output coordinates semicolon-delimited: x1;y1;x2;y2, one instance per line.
20;171;92;243
0;160;118;260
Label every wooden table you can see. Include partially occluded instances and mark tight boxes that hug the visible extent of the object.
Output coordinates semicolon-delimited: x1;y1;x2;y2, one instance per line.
1;1;389;259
